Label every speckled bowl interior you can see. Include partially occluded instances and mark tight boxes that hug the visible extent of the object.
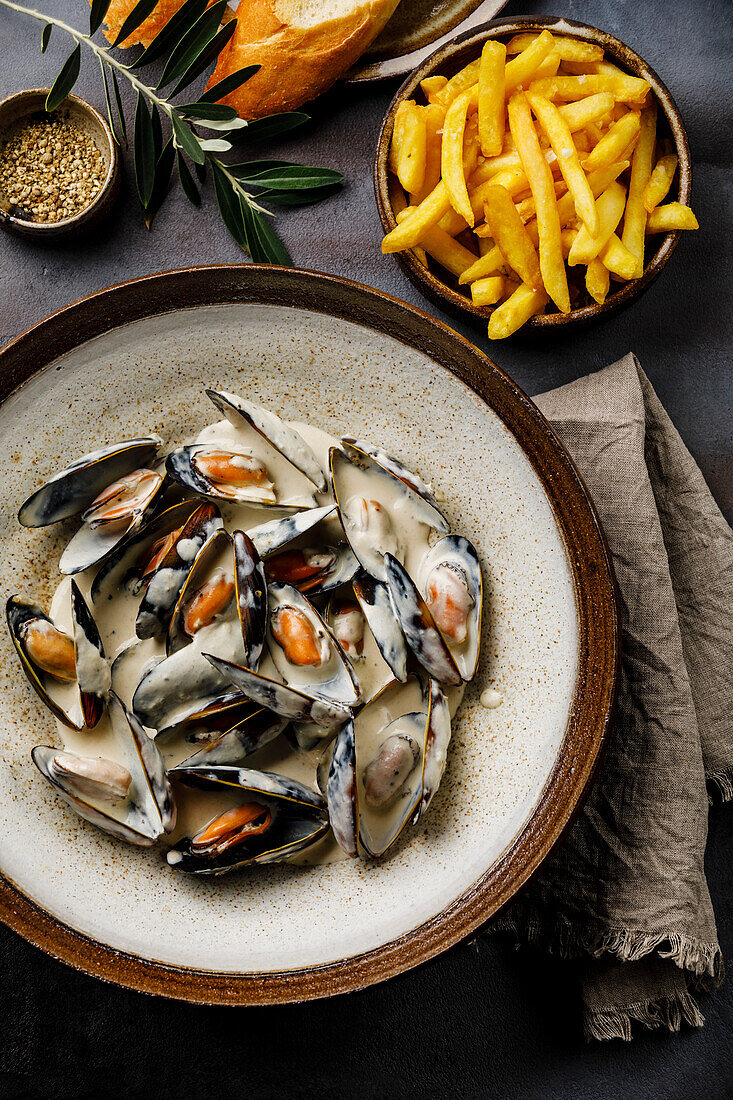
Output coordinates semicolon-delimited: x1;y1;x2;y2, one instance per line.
0;268;617;1002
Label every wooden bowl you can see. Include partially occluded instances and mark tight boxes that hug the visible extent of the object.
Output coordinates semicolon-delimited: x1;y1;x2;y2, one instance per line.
0;89;120;241
374;16;692;331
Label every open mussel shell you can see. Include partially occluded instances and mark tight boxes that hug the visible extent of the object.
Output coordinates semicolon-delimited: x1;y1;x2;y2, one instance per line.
203;654;352;729
18;435;162;528
416;535;483;682
91;499;215;609
134;502;223;640
58;466;167;575
165;444;279;507
267;583;361;709
329;441;449;584
325;719;359;857
166;528;267;668
206;390;327;493
414;679;452;823
70;580;110;728
384;555;462;687
167;766;328;874
327;676;430;860
32;692;175;847
352;572;408;683
7;588;109;732
342;437;441;511
247;503;337;559
171;706;287;769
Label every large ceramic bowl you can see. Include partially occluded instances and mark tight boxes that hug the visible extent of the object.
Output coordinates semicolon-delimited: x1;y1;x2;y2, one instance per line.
0;266;618;1003
374;16;692;330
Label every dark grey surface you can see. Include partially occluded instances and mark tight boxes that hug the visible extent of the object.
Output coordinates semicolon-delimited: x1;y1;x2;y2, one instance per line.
0;1;731;1097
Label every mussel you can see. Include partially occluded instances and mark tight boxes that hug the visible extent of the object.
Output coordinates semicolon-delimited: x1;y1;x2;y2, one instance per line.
384;555;462;686
8;581;109;730
32;692;175;846
18;436;162;528
167;766;328;874
326;676;440;859
265;543;359;597
330;440;449;584
416;536;483;681
132;528;267;731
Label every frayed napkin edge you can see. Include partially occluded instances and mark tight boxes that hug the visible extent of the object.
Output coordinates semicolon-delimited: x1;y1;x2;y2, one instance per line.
584;988;705;1042
707;767;733;805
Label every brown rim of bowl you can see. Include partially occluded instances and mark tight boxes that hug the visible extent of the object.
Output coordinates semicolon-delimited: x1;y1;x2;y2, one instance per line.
0;265;619;1004
0;89;121;238
374;16;692;331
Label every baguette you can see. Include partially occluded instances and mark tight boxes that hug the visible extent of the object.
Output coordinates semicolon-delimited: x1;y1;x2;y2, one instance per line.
206;0;402;118
102;0;232;48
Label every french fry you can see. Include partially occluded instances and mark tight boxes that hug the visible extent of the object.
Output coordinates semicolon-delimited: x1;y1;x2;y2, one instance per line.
383;123;480;252
438;207;469;235
483;184;542;288
645;202;699;232
418;225;479;277
506;33;603;63
487;283;548;339
478;40;506;156
621;102;656;276
560;228;578;258
388;101;410;173
395;102;427;195
600;234;638;279
477;235;495;257
558;93;616;132
412;104;445;203
420;75;448;103
458;245;503;284
556;159;629;223
393;205;429;267
528;74;651;104
533;48;561;80
470;275;505;306
582;110;640;171
528;93;599;235
515;177;568;223
508;92;570;313
568;180;627;265
585;121;605;145
642;154;678;212
585;258;610;303
504;30;556;95
435;59;481;106
442;89;478;226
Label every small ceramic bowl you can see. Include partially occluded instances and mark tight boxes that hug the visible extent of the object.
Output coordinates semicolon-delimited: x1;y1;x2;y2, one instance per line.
0;89;120;241
374;17;692;330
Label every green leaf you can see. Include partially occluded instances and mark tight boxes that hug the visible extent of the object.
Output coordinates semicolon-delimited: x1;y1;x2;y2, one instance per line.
201;65;260;104
89;0;112;35
249;206;291;266
194;160;207;183
170;111;205;165
230;165;344;190
211;161;247;248
45;44;81;112
191;116;249;133
177;103;238;121
41;23;52;52
227;159;298;179
239;199;261;259
99;60;119;144
145;138;175;227
177;150;201;206
112;0;160;47
111;68;127;143
169;19;237;98
238;112;309;141
130;0;208;69
198;137;232;153
133;91;156;206
157;0;227;89
260;184;343;207
150;103;163;160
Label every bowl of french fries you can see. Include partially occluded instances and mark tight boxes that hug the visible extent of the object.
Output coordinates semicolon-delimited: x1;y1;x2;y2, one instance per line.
375;17;698;339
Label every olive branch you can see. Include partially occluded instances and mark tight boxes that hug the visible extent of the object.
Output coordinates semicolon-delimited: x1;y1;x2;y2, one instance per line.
0;0;345;261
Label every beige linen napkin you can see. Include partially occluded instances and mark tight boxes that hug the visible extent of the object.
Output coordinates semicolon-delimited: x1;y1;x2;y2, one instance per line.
493;353;733;1041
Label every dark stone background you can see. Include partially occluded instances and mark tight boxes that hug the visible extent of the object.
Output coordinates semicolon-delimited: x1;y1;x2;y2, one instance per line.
0;1;731;1096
